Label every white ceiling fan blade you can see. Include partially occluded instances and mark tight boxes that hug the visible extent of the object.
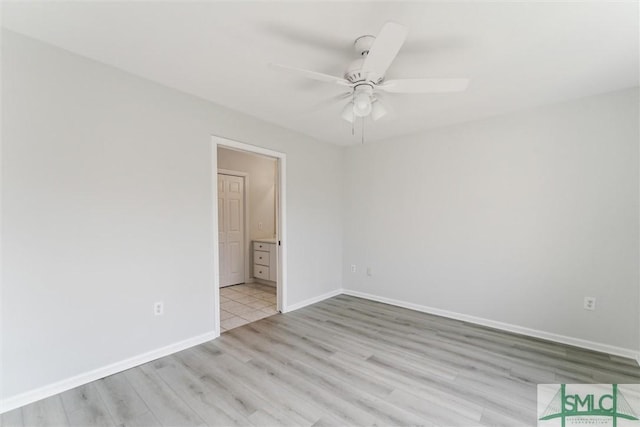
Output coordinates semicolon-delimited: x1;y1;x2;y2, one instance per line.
269;63;351;86
361;22;408;80
309;92;352;112
378;78;470;93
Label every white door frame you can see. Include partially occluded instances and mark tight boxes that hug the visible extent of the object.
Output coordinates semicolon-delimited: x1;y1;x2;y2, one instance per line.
211;135;287;338
217;169;251;284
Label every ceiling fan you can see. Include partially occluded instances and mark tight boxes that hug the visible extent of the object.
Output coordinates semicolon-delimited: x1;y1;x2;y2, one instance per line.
271;21;470;123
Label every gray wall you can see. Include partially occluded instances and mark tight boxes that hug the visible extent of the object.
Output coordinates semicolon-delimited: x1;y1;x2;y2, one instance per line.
1;30;343;399
342;88;639;352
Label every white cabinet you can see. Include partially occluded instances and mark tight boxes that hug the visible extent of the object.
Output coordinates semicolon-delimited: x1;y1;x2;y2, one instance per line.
253;240;277;283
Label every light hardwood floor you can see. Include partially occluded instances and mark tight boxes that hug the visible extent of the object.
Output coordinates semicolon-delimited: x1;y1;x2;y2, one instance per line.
3;295;639;426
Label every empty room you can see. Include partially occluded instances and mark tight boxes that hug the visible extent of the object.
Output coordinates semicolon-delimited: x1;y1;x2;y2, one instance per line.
1;1;638;426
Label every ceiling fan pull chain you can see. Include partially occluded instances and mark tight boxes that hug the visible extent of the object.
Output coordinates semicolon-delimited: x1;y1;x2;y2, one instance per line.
361;117;365;144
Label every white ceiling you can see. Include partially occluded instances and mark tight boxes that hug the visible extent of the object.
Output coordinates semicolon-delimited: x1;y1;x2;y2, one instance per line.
2;1;638;145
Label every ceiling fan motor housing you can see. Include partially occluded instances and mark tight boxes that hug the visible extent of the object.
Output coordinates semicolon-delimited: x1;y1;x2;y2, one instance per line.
344;35;383;84
344;58;384;84
354;35;375;55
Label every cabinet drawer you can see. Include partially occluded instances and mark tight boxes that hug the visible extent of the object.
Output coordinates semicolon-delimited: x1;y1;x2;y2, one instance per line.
254;250;270;266
254;242;273;251
254;265;270;280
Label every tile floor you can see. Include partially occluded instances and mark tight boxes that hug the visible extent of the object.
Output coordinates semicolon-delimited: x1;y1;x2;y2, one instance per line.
220;283;277;332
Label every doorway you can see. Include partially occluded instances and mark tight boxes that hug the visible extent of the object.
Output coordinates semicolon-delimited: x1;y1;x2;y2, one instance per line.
212;136;287;337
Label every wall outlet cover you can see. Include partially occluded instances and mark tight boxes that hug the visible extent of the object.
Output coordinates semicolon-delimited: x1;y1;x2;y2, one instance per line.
154;301;164;316
583;297;596;311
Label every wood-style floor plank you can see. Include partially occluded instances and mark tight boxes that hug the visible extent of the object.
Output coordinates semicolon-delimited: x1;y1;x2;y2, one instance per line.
21;395;69;427
124;365;206;427
231;324;425;426
94;373;152;426
152;354;249;426
0;408;24;427
189;344;326;426
119;411;162;427
60;383;115;427
7;295;640;426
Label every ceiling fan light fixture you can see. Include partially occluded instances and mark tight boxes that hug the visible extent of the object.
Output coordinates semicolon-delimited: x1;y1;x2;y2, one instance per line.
271;21;470;129
341;102;355;123
371;99;387;120
353;92;372;117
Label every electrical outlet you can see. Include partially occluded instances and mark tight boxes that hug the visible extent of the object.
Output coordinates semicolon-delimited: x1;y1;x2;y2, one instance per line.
154;301;164;316
584;297;596;311
366;267;372;277
351;264;357;273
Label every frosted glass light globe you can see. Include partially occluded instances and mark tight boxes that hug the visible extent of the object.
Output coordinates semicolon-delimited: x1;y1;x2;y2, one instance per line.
353;92;372;117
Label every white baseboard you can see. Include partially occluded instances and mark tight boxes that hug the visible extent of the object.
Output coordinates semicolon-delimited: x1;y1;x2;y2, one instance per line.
1;287;342;414
4;288;638;414
254;278;276;287
0;331;217;414
342;289;640;361
283;288;343;313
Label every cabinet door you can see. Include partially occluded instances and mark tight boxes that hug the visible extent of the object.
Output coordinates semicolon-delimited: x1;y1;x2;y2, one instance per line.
269;243;277;282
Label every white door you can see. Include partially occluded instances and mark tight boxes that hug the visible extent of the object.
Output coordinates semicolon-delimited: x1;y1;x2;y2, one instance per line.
218;174;245;287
